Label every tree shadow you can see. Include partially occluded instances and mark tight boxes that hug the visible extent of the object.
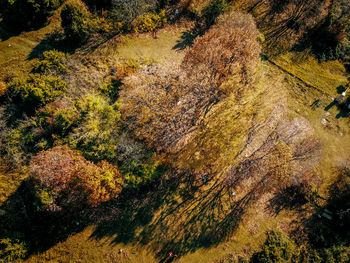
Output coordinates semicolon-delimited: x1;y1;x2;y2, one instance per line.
324;100;338;111
335;98;350;119
172;30;198;50
27;31;79;60
267;183;310;216
0;22;21;41
27;30;117;60
324;86;350;118
92;164;269;260
0;178;91;257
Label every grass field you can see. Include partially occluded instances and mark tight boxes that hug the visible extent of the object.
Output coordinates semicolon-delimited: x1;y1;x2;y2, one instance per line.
93;27;188;64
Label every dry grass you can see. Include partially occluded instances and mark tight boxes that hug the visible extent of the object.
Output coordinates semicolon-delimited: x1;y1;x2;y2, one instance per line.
272;52;348;96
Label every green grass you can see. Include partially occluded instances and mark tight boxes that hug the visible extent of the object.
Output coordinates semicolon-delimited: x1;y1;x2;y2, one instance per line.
93;28;187;64
0;166;26;206
0;14;61;82
272;52;348;96
25;227;156;263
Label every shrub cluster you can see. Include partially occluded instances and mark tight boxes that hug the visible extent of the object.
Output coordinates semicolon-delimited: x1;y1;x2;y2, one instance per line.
0;238;27;262
132;10;167;33
8;74;66;111
33;50;70;75
251;231;295;263
30;145;123;211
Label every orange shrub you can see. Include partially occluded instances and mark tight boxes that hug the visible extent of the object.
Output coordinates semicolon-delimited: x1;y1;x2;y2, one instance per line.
30;145;123;211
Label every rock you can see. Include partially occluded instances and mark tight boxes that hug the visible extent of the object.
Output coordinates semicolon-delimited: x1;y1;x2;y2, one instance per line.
321;118;327;125
7;44;11;47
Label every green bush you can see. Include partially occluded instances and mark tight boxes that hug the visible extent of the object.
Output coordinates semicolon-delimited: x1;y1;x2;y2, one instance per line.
33;50;70;75
61;1;97;43
251;231;296;263
0;238;27;262
132;10;166;33
68;94;121;162
1;0;62;30
109;0;158;31
9;74;66;110
121;160;164;187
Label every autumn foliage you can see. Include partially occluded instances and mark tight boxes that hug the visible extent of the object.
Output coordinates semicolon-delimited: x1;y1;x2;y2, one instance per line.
120;11;261;152
29;145;123;211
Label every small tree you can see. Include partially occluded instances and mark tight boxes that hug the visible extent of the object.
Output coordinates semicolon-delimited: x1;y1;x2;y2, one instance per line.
251;231;296;263
132;10;167;34
183;11;261;88
61;0;97;43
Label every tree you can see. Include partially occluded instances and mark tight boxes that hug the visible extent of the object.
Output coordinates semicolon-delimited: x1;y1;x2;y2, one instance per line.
61;0;97;43
109;0;159;31
132;10;167;34
30;145;123;211
68;94;121;162
183;11;261;89
251;231;296;263
120;11;261;152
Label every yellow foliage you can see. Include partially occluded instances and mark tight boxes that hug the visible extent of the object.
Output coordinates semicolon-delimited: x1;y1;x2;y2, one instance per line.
132;10;167;33
0;81;7;96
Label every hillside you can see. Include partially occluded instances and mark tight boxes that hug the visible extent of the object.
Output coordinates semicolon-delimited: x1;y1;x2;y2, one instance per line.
0;0;349;262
